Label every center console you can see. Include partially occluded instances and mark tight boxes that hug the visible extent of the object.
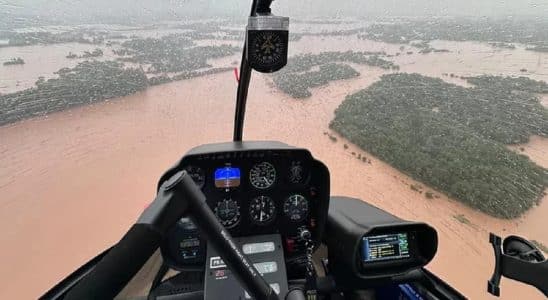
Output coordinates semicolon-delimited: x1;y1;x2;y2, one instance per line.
204;234;288;299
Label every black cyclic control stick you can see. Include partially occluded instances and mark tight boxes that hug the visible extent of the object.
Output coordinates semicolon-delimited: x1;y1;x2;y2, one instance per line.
65;171;278;300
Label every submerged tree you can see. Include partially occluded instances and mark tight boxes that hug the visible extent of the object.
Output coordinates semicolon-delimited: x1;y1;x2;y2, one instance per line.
3;57;25;65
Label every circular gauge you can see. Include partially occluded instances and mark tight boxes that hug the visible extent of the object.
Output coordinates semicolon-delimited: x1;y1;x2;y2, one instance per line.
250;32;284;67
288;161;305;184
249;162;276;189
184;165;205;188
249;195;276;225
214;198;240;228
283;194;309;222
160;218;205;270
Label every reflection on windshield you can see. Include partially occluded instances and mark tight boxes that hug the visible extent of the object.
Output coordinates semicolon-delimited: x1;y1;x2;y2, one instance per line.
0;1;547;299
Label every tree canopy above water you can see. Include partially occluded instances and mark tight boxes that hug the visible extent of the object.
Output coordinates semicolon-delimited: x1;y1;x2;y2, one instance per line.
116;34;239;74
273;51;399;98
330;73;548;218
0;61;148;125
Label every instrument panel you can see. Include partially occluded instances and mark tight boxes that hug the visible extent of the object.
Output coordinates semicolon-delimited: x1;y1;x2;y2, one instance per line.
184;159;310;230
158;141;330;268
180;145;327;239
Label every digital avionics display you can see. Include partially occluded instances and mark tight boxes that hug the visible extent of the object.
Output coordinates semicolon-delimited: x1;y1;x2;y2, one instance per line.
362;233;410;262
214;167;241;188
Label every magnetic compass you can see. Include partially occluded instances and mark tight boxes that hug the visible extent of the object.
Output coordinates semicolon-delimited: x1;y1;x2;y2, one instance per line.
247;15;289;73
250;32;285;69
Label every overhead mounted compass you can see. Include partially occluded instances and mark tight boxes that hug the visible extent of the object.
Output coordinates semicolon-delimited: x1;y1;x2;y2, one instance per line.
247;15;289;73
250;32;285;70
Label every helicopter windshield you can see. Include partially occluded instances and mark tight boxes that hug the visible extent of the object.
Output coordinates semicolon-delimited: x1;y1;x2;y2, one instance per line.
0;1;547;299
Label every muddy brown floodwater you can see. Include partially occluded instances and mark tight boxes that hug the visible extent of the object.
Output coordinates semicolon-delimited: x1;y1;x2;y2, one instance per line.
0;43;114;94
0;36;547;299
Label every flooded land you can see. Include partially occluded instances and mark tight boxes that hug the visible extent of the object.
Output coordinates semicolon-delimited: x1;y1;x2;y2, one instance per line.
0;18;547;299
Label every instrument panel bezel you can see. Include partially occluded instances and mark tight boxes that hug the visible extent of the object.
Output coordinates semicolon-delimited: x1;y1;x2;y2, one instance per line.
157;141;330;248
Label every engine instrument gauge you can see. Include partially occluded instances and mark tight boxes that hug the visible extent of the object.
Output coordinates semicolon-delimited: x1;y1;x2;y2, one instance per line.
249;195;276;225
250;162;276;189
184;165;205;188
283;194;309;222
288;161;305;184
214;198;240;228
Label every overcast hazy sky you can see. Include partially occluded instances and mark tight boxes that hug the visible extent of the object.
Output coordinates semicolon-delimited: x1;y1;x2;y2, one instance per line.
2;0;547;20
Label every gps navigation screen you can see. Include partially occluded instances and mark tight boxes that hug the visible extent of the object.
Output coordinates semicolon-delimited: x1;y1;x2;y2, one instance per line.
361;233;410;262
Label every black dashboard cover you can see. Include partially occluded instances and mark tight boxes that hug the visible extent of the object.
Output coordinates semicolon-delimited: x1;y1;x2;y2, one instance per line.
325;196;438;289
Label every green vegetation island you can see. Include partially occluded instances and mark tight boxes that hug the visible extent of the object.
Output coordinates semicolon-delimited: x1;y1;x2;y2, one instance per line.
525;45;548;53
358;18;548;53
273;51;399;98
0;29;123;48
330;73;548;218
0;34;242;126
114;34;239;73
66;48;104;59
0;61;147;125
3;57;25;66
489;42;516;49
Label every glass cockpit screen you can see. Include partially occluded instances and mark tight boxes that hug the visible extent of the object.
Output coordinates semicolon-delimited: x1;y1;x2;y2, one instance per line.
361;233;410;262
214;167;241;188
